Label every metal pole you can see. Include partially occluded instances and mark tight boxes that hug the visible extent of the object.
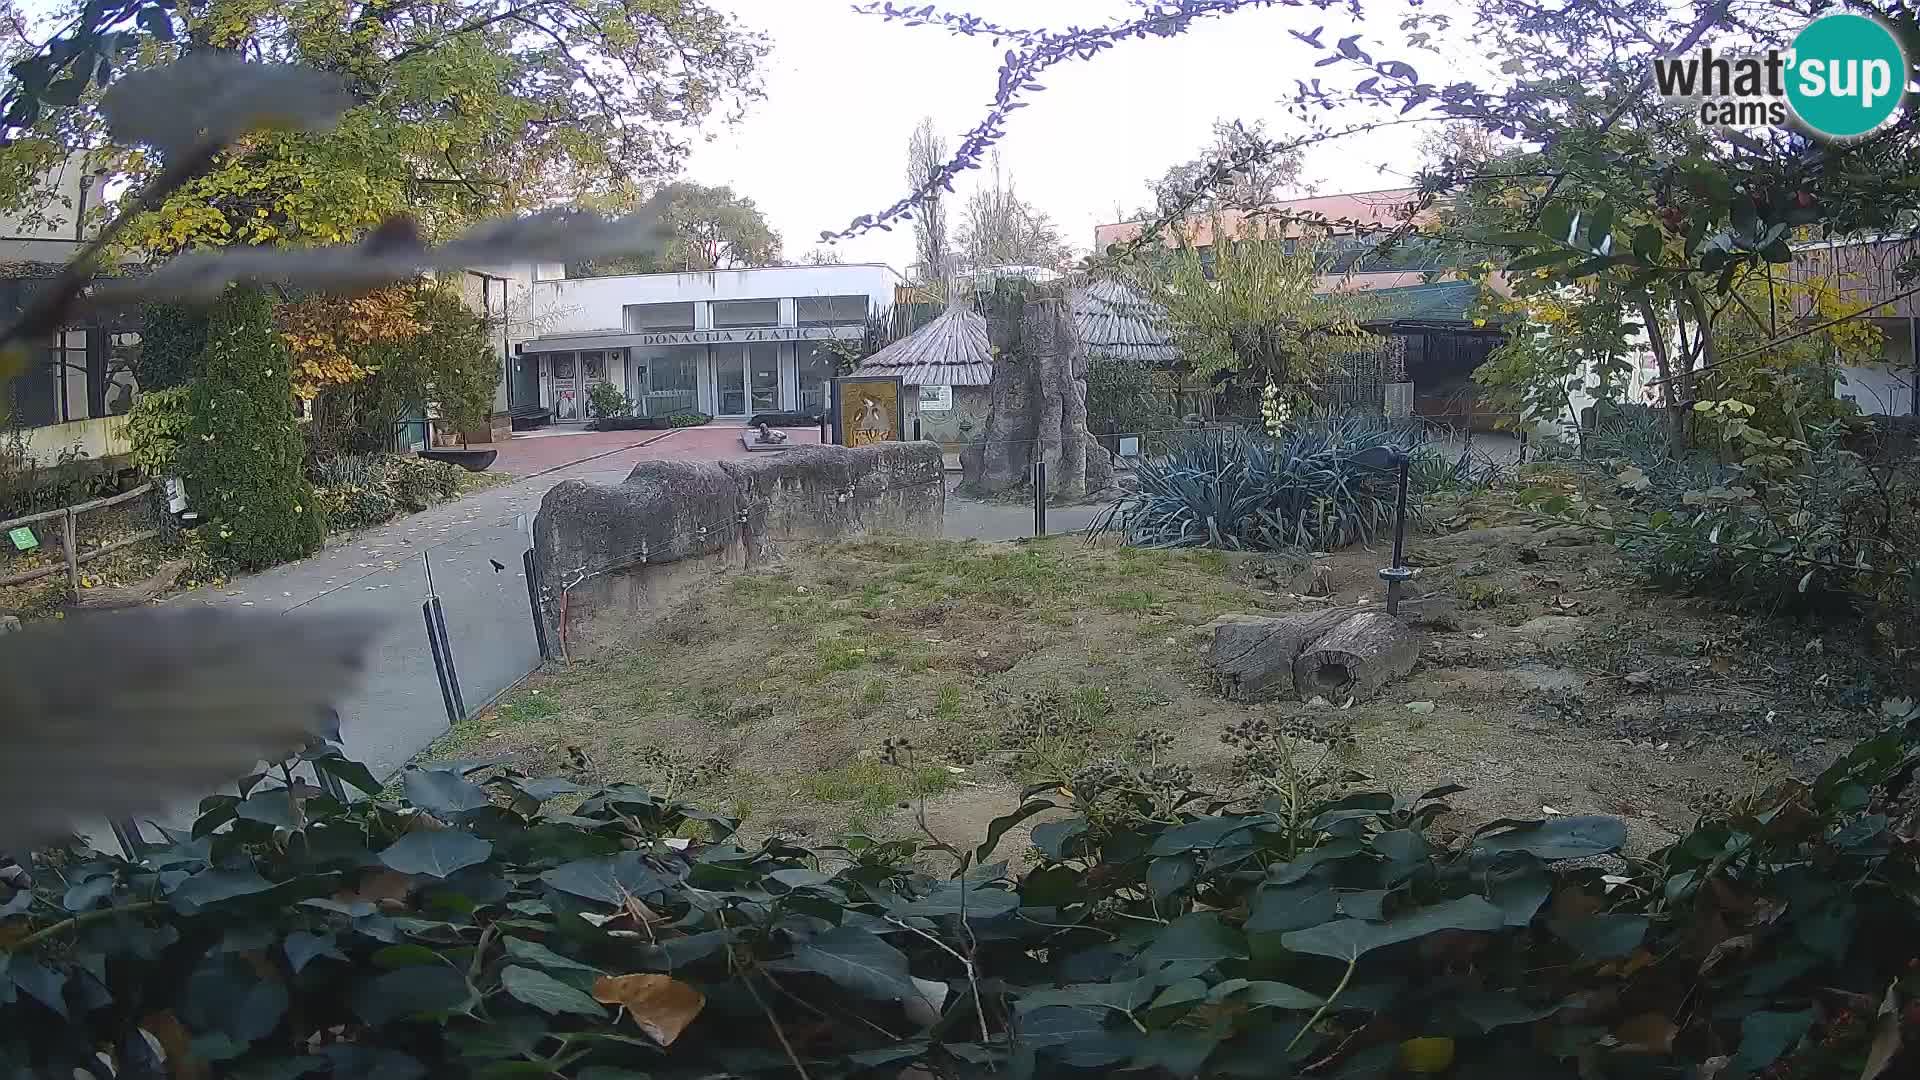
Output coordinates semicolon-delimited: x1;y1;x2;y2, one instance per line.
432;596;466;720
424;599;461;727
914;415;922;441
1379;455;1413;614
524;548;550;662
1033;458;1048;537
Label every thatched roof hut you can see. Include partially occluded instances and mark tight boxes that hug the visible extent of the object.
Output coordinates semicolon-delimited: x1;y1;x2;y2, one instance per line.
850;304;994;387
1071;277;1177;365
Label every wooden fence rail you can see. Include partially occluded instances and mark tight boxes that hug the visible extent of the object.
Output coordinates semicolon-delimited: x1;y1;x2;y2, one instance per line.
0;483;160;594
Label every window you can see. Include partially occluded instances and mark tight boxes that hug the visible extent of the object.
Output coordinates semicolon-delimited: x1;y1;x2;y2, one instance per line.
795;295;868;325
748;343;780;413
711;299;780;328
797;342;837;417
625;302;695;332
635;347;700;418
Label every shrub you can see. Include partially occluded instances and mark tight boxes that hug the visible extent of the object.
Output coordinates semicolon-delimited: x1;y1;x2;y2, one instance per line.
314;482;398;531
123;384;193;478
588;411;713;432
134;302;208;391
7;708;1919;1078
586;381;632;420
1086;356;1178;438
387;455;462;511
181;287;326;570
1091;418;1445;551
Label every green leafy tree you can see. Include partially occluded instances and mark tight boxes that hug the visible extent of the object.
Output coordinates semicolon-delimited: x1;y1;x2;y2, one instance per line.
574;182;780;275
183;286;325;569
1142;231;1377;395
0;0;767;257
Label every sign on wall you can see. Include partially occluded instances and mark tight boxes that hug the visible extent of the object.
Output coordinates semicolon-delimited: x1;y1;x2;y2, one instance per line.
918;385;953;412
831;377;905;447
632;326;857;347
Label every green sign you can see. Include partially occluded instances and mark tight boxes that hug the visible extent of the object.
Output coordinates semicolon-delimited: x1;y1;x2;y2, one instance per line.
9;526;38;551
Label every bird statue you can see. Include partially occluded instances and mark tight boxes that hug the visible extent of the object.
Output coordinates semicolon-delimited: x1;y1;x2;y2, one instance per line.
0;607;378;853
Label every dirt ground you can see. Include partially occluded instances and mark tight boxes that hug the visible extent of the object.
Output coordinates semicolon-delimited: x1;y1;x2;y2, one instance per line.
424;467;1908;861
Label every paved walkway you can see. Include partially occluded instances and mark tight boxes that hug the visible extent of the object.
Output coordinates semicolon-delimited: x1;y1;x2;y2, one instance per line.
171;427;1083;782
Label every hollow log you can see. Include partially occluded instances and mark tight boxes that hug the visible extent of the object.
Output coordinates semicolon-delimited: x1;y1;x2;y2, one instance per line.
1208;608;1360;702
69;559;191;611
1290;611;1420;700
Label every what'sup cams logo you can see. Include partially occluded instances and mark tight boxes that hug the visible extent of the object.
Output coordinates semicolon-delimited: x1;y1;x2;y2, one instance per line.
1654;13;1910;139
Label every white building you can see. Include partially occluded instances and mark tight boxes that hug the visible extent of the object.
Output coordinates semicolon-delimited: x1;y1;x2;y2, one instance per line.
509;264;901;423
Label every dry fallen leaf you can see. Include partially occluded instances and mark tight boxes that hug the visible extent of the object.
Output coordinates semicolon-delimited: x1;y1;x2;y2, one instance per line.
1860;983;1903;1080
593;974;706;1046
1699;933;1756;975
1611;1011;1678;1054
1624;670;1654;687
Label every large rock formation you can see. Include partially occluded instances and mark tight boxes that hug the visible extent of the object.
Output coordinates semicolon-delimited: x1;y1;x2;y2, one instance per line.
960;297;1114;500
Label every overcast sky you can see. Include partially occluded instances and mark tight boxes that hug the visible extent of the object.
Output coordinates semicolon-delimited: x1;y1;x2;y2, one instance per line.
686;0;1464;273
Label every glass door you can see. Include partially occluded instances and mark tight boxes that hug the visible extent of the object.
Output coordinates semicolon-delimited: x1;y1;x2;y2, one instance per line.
748;343;780;415
550;352;580;422
715;345;746;416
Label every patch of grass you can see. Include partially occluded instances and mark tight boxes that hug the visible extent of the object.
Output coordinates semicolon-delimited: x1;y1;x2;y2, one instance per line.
861;678;888;705
934;684;966;725
800;760;957;816
1101;589;1161;614
497;693;560;723
1463;581;1513;609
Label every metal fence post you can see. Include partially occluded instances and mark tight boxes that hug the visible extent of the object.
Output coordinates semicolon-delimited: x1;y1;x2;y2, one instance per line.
524;548;550;662
424;599;461;726
422;551;466;723
1033;458;1048;537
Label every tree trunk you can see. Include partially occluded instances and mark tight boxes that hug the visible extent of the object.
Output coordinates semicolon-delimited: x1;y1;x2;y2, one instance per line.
1635;296;1687;453
1290;611;1420;700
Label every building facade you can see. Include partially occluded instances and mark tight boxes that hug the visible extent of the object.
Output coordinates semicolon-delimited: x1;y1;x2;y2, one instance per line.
1787;235;1919;417
512;264;900;422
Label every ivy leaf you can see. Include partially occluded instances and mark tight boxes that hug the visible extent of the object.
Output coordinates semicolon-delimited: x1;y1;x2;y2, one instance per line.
1473;817;1624;860
170;868;274;914
1247;880;1338;933
314;755;382;795
403;769;490;814
378;831;492;879
1282;896;1504;960
770;926;916;1002
901;880;1020;919
540;854;673;905
501;966;608;1018
503;936;603;974
1486;863;1552;926
1137;913;1247;966
1147;855;1196;902
1031;816;1090;860
1207;978;1323;1010
353;966;475;1025
283;931;343;974
974;799;1056;863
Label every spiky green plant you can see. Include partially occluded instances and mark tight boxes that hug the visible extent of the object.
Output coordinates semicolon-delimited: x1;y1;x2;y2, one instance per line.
1090;417;1444;551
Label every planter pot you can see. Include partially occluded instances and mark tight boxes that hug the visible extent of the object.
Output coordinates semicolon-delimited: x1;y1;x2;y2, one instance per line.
419;448;498;472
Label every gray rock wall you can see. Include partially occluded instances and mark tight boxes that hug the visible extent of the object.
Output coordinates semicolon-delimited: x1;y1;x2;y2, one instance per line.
533;441;944;655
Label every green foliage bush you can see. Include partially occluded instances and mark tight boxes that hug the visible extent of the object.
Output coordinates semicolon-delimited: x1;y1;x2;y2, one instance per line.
1087;357;1178;438
1092;418;1446;551
386;455;462;512
134;302;209;391
587;411;714;432
123;384;193;478
309;453;462;532
181;287;325;570
586;381;632;420
5;706;1919;1078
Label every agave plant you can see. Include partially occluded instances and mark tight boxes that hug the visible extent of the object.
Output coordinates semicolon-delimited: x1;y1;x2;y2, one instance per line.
1090;417;1443;552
